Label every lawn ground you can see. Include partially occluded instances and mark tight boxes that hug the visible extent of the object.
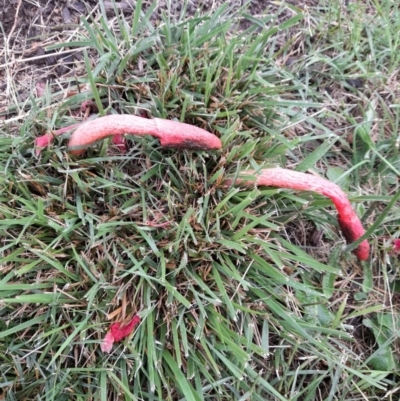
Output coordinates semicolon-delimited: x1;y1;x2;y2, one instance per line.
0;1;400;400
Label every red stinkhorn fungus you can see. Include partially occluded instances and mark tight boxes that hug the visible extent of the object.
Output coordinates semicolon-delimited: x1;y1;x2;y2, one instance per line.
224;168;370;261
101;314;141;353
67;114;222;155
34;117;369;260
392;239;400;255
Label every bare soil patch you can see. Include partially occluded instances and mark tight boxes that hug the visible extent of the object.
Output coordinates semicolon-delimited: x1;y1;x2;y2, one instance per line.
0;0;311;117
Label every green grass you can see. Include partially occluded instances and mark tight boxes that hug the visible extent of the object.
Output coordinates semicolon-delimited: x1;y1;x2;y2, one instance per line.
1;0;400;400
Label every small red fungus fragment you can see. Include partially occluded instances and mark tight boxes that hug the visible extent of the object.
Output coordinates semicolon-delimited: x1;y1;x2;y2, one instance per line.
111;134;128;153
34;133;54;155
101;315;141;353
393;239;400;254
224;168;370;261
110;315;141;341
80;100;98;112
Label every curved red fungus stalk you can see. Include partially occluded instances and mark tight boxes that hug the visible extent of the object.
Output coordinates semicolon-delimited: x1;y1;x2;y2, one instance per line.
224;168;369;261
67;114;222;155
